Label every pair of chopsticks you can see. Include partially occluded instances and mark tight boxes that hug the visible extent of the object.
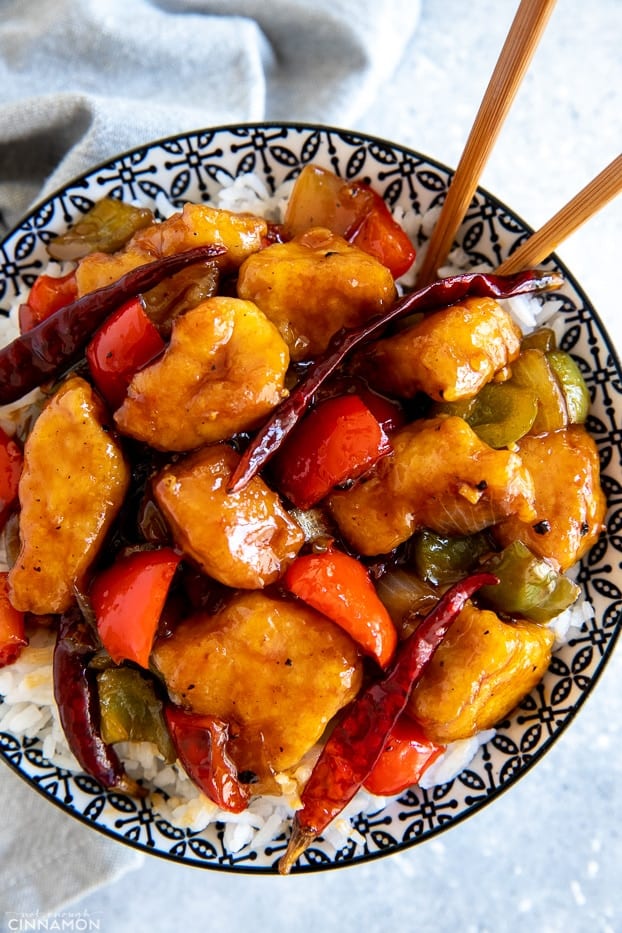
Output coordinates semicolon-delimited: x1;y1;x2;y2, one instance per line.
416;0;622;284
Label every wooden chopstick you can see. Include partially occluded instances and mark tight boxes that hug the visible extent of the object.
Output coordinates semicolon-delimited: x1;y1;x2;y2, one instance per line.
416;0;558;286
495;153;622;274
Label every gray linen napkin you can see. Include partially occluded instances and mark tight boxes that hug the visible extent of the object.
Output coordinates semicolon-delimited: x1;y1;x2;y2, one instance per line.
0;0;421;233
1;766;143;918
0;0;421;917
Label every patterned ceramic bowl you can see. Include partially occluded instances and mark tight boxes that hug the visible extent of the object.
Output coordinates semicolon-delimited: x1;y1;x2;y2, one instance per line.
0;123;620;873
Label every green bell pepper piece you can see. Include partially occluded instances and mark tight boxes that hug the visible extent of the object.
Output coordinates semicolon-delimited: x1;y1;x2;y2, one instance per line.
546;350;590;424
48;197;154;261
520;327;557;352
480;540;580;623
412;529;492;586
97;666;176;763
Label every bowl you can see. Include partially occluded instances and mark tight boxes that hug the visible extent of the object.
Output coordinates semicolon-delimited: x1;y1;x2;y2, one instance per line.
0;123;620;873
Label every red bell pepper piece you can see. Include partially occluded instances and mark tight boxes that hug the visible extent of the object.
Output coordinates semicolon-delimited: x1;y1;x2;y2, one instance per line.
0;426;22;532
278;571;498;873
91;547;181;668
363;714;443;796
283;548;397;669
271;394;392;510
0;571;27;667
355;387;406;435
86;296;166;409
164;705;249;813
347;182;416;279
18;270;78;333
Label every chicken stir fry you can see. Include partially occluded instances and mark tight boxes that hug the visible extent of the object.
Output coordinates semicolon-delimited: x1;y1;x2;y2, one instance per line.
0;165;607;866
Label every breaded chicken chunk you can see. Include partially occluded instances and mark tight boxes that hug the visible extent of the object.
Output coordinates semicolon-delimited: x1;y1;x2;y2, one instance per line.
362;296;522;402
408;601;554;743
237;227;396;360
494;425;606;571
75;203;268;295
153;444;304;589
328;415;536;555
9;377;129;614
152;591;363;782
114;297;289;451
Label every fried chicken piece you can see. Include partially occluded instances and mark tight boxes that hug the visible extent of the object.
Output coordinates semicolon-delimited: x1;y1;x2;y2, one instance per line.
114;297;289;451
9;377;129;614
153;444;304;589
152;591;363;782
494;425;606;571
327;415;536;556
407;601;554;743
237;227;396;360
362;296;522;401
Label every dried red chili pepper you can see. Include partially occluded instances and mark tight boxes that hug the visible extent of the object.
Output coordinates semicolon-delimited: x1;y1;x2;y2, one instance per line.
53;607;145;796
0;245;226;405
277;570;498;874
228;269;563;492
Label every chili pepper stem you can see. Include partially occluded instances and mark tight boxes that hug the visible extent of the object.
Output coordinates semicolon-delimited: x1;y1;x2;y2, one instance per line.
277;818;317;875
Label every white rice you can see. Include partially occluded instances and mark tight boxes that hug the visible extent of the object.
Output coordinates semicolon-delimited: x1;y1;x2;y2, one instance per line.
0;171;594;855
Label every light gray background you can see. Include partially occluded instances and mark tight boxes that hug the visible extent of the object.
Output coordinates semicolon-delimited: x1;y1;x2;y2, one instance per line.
4;0;622;930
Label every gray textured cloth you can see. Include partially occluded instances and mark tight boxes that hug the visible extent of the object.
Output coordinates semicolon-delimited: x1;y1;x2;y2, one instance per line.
0;0;421;233
1;766;143;917
0;0;421;917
